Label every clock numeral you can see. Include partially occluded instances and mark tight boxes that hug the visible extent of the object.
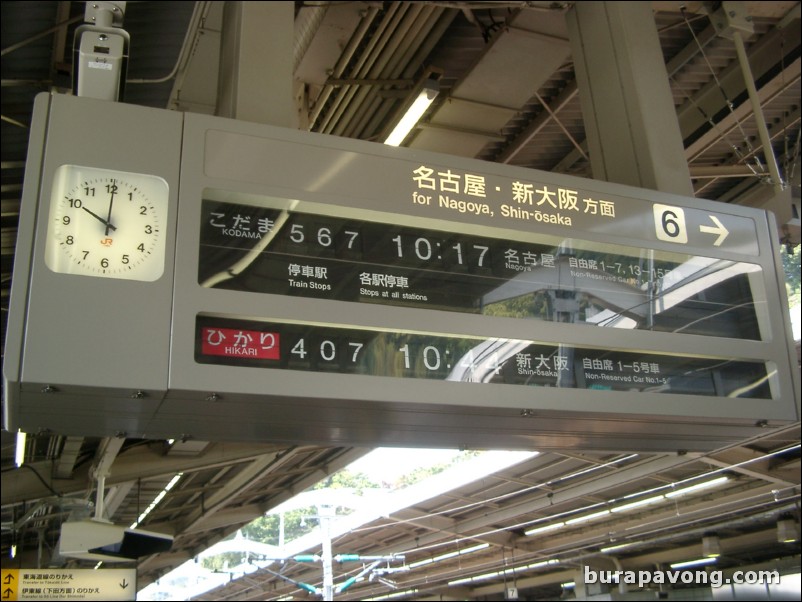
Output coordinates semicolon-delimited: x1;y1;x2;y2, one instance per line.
101;258;109;269
122;255;130;265
83;187;95;196
62;216;71;225
140;206;147;215
68;198;82;208
137;243;145;252
145;225;153;234
82;251;89;260
65;235;74;245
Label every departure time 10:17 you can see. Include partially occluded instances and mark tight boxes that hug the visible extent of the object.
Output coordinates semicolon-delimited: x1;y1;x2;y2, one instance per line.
390;234;491;268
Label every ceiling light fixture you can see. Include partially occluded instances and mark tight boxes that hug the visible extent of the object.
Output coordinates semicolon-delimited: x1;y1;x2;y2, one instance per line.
524;521;565;536
610;495;665;513
130;473;183;529
665;476;729;498
702;533;721;558
524;475;732;539
365;588;419;601
408;542;489;568
600;542;637;554
384;79;439;147
777;517;799;543
670;557;717;570
14;430;26;467
565;509;611;525
447;559;558;587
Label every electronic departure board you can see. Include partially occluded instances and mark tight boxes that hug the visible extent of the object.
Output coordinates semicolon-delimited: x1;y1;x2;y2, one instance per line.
4;94;799;452
195;316;771;399
198;198;764;340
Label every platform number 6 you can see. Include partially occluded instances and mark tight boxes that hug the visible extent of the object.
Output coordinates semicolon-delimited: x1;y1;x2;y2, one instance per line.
653;204;688;244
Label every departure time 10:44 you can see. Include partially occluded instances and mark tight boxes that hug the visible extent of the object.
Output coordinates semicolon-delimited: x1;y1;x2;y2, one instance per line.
286;335;501;376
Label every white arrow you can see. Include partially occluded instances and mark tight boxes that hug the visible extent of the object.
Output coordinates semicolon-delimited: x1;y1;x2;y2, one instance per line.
699;215;729;246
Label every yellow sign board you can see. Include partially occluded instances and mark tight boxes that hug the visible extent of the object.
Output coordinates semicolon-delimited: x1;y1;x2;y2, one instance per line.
1;569;135;601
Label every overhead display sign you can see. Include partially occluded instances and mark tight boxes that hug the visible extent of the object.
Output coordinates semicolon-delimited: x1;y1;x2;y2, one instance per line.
4;94;799;452
0;569;136;601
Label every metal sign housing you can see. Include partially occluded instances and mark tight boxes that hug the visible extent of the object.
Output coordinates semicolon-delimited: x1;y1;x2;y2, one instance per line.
3;93;799;451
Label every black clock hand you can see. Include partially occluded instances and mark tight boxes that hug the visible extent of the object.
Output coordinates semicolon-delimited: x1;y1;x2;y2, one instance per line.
104;184;116;236
81;206;117;231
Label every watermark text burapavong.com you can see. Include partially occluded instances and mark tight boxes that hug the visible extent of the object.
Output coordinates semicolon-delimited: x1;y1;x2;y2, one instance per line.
584;566;780;589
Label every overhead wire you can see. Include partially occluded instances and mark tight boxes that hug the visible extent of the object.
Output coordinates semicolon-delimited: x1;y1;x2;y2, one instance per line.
680;7;758;156
678;6;771;186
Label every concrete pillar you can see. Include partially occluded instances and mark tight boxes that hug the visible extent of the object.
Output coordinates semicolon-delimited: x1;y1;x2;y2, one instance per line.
566;1;694;197
217;1;298;127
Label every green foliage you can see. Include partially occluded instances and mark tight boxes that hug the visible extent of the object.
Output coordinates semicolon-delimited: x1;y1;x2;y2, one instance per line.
313;469;381;492
396;464;448;487
200;551;246;571
781;243;801;307
395;450;482;487
240;506;317;546
228;471;382;550
483;291;551;320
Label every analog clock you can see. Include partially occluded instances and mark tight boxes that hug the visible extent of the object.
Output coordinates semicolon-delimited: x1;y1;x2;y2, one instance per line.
45;165;169;281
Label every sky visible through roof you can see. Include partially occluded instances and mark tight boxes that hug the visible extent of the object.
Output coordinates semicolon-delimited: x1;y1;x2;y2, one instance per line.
139;447;536;600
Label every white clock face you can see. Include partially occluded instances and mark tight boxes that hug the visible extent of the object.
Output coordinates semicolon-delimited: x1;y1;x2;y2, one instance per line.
45;165;169;281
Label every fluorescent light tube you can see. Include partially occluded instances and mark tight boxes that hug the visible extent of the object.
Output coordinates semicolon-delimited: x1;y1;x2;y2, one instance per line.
566;510;610;525
611;495;665;513
665;476;728;498
14;430;26;467
384;83;439;146
525;521;565;536
670;557;717;569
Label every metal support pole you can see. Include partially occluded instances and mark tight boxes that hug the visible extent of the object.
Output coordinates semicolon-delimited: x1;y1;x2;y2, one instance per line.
91;437;124;522
732;30;785;194
217;1;296;126
566;1;694;196
319;503;335;600
94;474;106;521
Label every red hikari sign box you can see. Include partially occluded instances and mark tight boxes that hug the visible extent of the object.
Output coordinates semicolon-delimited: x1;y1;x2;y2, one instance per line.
201;327;280;359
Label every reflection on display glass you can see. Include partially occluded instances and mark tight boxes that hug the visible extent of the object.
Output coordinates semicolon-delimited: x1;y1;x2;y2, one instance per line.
195;316;772;399
198;198;765;340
